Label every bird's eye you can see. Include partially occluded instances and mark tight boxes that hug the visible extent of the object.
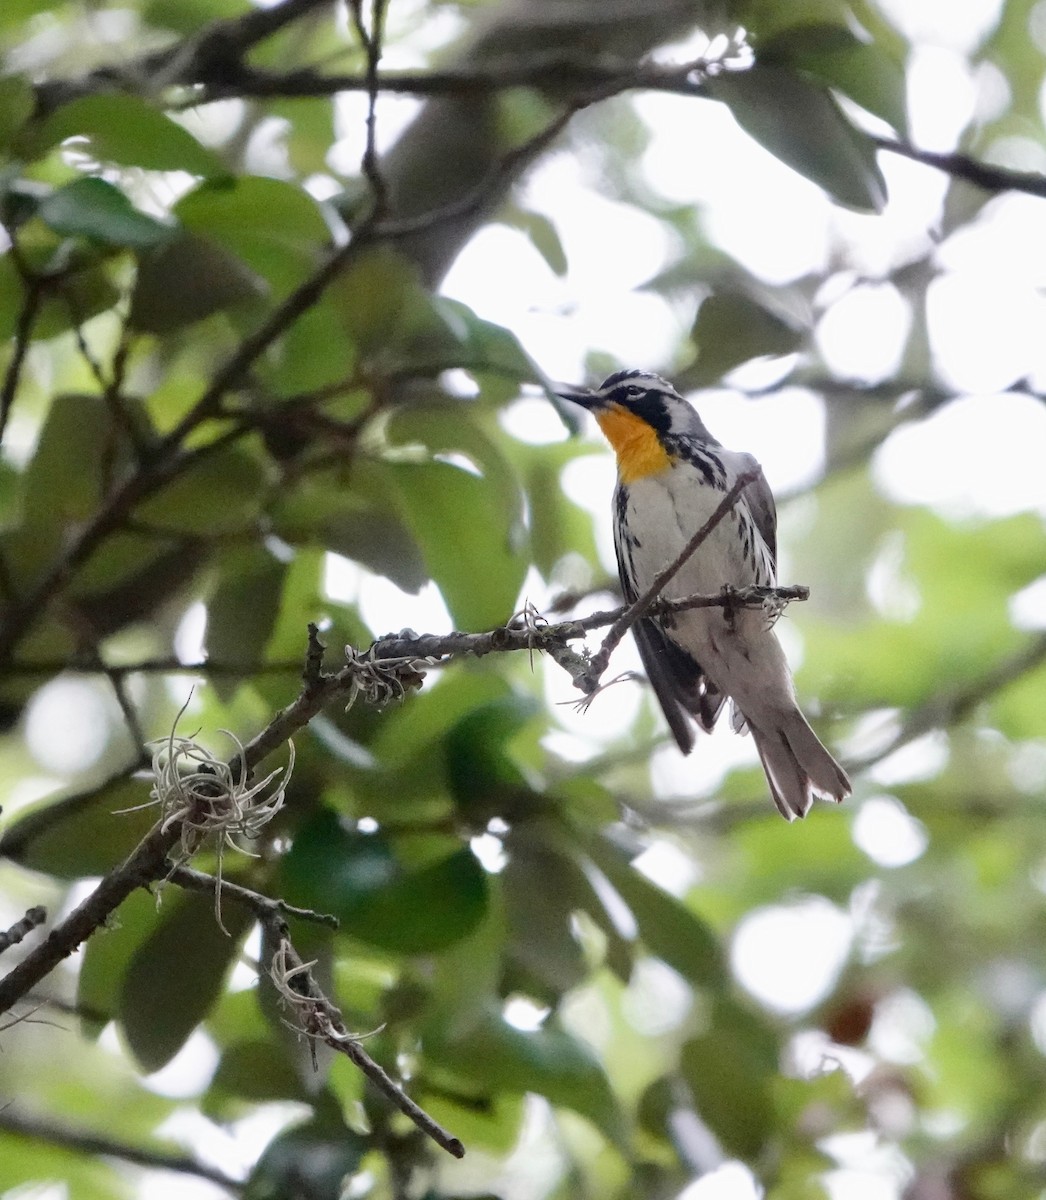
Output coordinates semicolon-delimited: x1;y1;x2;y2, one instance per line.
625;384;644;397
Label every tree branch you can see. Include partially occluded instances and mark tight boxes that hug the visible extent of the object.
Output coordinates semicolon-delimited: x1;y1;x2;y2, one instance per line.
851;630;1046;772
169;865;462;1159
872;136;1046;199
0;276;42;446
168;864;338;929
267;931;465;1159
0;907;46;956
0;586;806;1015
0;1107;243;1193
33;0;337;115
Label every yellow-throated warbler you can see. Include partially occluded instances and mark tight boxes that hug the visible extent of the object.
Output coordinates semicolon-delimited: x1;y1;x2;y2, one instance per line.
556;369;851;820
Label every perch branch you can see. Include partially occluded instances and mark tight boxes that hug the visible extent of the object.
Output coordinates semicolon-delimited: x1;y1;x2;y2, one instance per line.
0;907;47;956
0;1107;243;1193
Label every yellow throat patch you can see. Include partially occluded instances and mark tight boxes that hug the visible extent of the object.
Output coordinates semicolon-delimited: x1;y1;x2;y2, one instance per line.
596;404;672;484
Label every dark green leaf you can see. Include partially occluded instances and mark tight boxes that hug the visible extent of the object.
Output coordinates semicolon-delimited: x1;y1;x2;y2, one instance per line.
136;446;267;535
444;696;538;813
499;208;569;276
246;1117;365;1200
707;65;886;212
680;998;778;1159
426;1005;624;1141
30;93;224;176
209;1039;307;1104
119;889;253;1072
384;460;526;629
264;298;357;395
370;670;512;770
38;178;173;249
502;832;614;998
176;176;330;294
20;393;109;527
336;246;432;358
428;297;541;379
0;775;156;879
282;810;489;953
270;462;429;593
130;230;267;332
78;888;161;1033
760;22;908;135
206;544;288;692
0;74;34;150
688;291;805;384
586;834;727;989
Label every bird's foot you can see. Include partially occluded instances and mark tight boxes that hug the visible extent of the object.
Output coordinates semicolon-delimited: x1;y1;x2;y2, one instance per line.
719;583;742;632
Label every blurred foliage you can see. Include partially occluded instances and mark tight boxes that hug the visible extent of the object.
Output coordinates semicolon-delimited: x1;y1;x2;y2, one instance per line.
0;2;1045;1200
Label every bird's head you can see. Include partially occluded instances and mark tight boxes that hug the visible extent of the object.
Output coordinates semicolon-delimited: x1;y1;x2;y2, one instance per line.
555;369;708;484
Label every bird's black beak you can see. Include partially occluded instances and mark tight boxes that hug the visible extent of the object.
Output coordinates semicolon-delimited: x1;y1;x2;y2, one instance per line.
553;384;602;410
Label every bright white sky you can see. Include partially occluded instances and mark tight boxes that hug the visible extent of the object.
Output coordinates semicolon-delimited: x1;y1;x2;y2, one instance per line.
11;2;1046;1199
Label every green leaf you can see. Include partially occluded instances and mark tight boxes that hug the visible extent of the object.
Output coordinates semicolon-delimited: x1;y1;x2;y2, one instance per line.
136;446;267;535
502;831;612;998
336;246;433;359
270;462;429;593
586;835;727;989
426;1005;625;1141
680;998;778;1158
78;888;161;1033
38;178;173;249
0;258;122;341
206;545;288;688
0;776;157;879
209;1039;306;1105
20;393;109;526
176;176;330;294
707;65;886;212
687;291;805;384
370;669;512;770
499;207;569;276
760;22;908;135
119;889;253;1072
130;230;267;332
444;695;538;813
30;93;224;176
282;810;489;954
265;297;357;395
246;1118;366;1200
429;297;542;379
0;75;34;151
384;460;526;629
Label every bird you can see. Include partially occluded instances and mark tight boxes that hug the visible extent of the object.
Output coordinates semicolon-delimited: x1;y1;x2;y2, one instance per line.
555;368;850;820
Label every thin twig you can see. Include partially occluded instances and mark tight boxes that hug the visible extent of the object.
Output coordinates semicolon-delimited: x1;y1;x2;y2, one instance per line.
578;470;759;691
169;864;339;928
872;136;1046;200
0;658;306;677
0;908;46;956
170;863;459;1156
0;279;42;446
850;630;1046;773
0;1107;244;1193
348;0;390;218
267;934;465;1158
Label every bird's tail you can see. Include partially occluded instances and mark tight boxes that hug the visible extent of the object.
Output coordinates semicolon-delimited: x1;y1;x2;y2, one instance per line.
748;708;851;821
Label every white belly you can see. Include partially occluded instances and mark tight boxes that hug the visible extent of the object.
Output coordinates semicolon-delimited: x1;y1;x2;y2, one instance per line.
617;468;774;600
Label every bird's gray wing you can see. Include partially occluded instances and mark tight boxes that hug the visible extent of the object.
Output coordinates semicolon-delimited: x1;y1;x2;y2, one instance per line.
631;615;730;749
615;524;726;749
